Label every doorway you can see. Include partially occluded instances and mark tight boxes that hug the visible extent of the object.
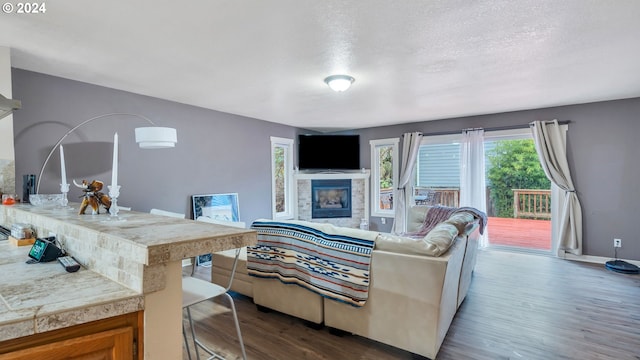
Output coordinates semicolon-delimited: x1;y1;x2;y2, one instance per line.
414;129;552;253
484;134;552;253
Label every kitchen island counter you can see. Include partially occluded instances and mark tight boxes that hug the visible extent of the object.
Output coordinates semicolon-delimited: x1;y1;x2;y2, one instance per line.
0;203;257;358
0;241;143;342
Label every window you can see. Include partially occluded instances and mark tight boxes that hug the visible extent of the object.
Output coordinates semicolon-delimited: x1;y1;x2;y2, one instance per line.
415;134;461;207
414;129;540;207
370;138;399;217
271;137;294;219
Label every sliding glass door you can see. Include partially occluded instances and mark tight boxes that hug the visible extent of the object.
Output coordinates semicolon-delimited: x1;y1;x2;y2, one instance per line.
484;130;551;252
414;129;552;253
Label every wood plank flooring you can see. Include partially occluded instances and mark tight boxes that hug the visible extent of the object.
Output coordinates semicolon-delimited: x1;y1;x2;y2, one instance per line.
183;249;640;359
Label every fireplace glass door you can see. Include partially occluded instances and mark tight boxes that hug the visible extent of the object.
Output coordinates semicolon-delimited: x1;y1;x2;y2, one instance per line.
311;179;352;218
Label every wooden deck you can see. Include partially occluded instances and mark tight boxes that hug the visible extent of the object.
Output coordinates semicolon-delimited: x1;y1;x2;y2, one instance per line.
486;216;551;250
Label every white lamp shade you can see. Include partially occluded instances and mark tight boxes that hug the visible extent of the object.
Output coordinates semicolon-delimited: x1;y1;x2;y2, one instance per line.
324;75;355;92
135;127;177;149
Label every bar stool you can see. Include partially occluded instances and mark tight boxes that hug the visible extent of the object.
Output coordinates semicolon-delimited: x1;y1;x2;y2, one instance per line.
182;247;246;359
183;215;247;360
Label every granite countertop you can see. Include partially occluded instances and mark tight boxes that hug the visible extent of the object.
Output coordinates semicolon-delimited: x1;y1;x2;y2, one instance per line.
0;203;258;343
0;241;144;342
1;203;257;266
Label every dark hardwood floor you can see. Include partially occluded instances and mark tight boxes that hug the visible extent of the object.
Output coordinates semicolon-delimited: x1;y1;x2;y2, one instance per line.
183;249;640;359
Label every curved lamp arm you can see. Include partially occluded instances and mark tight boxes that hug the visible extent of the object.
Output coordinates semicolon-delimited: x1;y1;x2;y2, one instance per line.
36;113;175;194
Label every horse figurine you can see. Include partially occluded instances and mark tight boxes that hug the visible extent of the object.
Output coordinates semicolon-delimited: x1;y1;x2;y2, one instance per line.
73;179;112;215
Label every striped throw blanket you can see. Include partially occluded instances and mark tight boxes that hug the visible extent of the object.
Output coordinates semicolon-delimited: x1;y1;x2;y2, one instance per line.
247;220;376;307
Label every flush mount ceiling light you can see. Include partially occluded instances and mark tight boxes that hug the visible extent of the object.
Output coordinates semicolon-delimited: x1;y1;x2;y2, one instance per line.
324;74;355;92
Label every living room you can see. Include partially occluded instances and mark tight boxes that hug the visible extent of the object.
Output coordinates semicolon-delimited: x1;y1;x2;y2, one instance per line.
7;69;640;265
2;2;640;359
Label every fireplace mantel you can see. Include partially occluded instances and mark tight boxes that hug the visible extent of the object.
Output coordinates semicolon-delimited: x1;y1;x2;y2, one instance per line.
294;170;370;180
294;170;370;228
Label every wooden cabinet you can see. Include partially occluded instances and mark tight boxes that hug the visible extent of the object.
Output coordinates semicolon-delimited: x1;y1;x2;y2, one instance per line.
0;311;142;360
0;327;133;359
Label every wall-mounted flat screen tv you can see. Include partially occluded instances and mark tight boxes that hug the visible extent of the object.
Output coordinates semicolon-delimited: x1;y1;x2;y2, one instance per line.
298;134;360;170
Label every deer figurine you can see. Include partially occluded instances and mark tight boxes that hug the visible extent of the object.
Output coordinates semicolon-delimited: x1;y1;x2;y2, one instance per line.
73;179;112;215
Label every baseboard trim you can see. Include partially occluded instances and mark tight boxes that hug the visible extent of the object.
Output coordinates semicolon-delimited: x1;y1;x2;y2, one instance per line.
560;252;640;267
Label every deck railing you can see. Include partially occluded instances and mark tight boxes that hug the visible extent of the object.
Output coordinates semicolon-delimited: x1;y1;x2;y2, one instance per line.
513;189;551;219
380;188;393;209
412;187;551;219
414;187;460;207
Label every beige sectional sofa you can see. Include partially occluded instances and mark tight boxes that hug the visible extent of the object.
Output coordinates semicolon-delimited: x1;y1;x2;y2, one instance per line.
211;206;482;359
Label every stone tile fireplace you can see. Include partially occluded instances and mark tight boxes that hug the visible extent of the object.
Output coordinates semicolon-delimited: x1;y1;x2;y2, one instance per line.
295;170;370;228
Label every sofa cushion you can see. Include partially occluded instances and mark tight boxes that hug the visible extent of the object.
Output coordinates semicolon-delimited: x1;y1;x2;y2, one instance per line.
407;205;431;233
375;222;459;257
212;247;247;274
445;212;475;235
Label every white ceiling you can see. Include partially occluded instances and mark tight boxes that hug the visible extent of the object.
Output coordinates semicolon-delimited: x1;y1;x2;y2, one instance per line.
2;1;640;132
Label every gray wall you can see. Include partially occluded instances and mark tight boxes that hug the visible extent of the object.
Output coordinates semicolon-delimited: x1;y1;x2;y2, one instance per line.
12;69;305;224
350;98;640;260
12;68;640;261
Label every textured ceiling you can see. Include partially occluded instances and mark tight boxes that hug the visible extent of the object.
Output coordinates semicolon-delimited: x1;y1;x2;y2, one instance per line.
1;0;640;131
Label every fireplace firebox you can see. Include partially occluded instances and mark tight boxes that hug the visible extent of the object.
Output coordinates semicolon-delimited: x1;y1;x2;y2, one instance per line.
311;179;352;218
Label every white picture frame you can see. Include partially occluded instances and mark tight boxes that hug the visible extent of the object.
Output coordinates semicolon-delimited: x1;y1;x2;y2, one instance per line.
191;193;240;266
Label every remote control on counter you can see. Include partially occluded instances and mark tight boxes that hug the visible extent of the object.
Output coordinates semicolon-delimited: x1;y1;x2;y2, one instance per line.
58;256;81;273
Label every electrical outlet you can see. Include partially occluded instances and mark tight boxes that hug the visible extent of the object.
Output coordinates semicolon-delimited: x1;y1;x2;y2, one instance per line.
614;238;622;248
380;217;386;224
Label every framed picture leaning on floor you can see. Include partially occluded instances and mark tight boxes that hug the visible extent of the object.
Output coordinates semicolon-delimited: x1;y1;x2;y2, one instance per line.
191;193;240;267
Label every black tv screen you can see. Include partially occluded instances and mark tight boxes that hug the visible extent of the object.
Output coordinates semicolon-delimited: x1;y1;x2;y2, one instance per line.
298;135;360;170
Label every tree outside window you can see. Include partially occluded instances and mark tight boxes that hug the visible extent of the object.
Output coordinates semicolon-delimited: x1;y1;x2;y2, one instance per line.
378;145;394;209
486;139;550;218
370;138;399;217
274;146;285;213
271;137;294;219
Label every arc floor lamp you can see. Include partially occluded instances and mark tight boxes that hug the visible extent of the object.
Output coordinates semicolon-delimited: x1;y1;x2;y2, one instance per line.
36;112;178;194
0;93;21;120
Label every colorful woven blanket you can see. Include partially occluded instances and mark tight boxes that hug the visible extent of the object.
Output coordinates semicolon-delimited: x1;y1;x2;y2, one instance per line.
247;220;376;307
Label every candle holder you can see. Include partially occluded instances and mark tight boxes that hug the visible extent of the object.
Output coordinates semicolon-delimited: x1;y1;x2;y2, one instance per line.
108;185;121;218
59;183;73;210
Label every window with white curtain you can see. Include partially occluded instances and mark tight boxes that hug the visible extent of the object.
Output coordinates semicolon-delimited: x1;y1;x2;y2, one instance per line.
414;134;461;207
370;138;399;218
414;129;536;207
271;136;294;220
